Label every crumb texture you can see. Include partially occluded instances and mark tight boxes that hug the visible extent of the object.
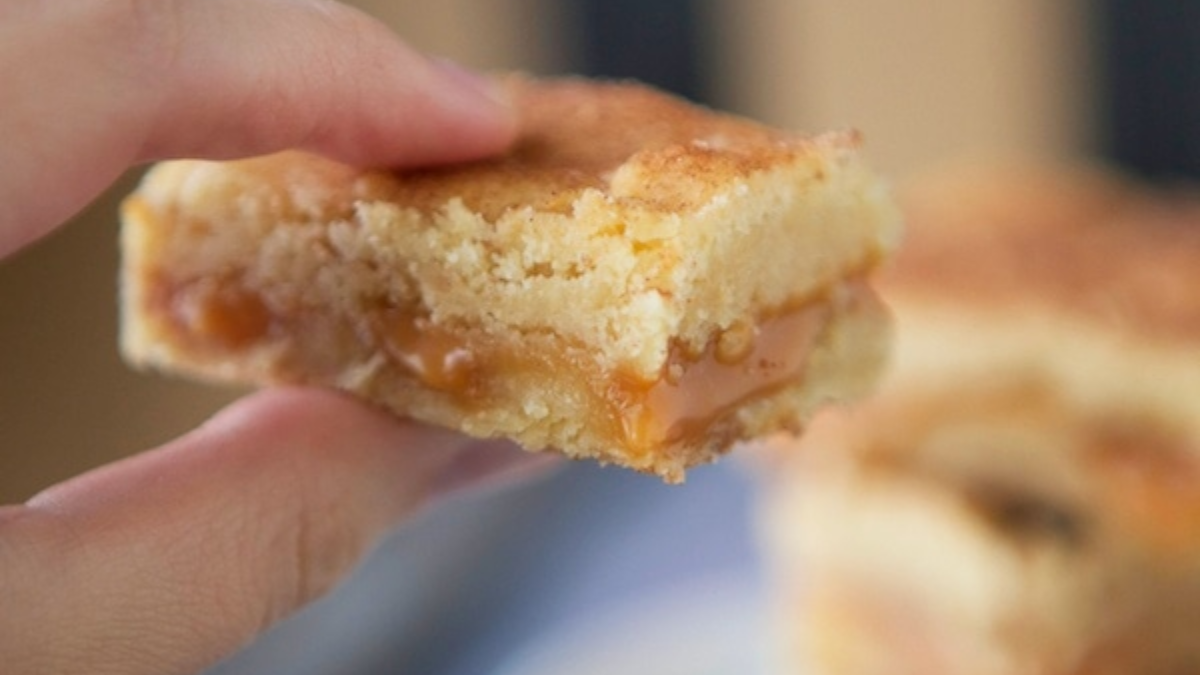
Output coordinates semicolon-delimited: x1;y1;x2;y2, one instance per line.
121;78;898;481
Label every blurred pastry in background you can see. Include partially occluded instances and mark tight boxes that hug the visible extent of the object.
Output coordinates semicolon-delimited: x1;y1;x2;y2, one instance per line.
757;163;1200;675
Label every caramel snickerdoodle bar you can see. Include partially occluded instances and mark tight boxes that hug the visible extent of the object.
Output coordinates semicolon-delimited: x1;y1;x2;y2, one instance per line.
120;77;900;482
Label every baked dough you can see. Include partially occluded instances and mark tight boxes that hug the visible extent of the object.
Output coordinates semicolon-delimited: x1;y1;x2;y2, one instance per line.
760;163;1200;672
120;77;899;482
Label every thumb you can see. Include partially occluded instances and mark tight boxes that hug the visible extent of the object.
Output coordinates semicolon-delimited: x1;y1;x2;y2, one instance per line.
0;388;546;675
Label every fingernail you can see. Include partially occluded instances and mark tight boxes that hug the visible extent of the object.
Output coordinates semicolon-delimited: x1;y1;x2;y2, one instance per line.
429;57;511;110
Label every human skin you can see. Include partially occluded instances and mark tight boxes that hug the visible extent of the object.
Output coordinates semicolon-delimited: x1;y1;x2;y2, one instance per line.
0;1;536;673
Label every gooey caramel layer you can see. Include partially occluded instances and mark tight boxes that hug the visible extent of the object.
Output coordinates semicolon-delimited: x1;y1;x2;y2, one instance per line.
160;273;864;456
360;292;845;454
616;301;832;452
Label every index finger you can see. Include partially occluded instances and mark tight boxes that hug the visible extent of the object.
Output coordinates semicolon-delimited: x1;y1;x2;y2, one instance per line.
0;0;516;255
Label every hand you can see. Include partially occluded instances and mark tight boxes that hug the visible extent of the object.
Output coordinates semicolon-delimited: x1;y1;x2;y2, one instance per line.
0;2;537;674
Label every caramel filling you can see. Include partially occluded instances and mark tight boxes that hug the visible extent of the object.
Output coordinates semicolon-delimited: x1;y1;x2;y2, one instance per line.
616;301;831;452
1088;428;1200;552
163;274;853;454
162;277;273;349
369;308;478;394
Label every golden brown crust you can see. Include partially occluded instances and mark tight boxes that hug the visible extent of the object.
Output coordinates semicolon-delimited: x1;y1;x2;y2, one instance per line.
244;77;845;225
888;163;1200;343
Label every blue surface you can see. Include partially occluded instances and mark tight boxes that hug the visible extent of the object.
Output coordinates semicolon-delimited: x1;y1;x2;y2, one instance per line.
207;459;767;674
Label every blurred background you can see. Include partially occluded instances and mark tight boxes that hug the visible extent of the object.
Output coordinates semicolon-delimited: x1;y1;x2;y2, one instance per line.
2;0;1195;673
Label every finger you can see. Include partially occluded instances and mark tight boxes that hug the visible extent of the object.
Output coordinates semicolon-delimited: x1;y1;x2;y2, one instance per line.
131;0;516;165
0;388;547;675
0;0;517;255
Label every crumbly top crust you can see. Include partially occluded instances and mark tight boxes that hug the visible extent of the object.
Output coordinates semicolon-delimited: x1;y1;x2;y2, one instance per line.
373;76;843;221
889;164;1200;343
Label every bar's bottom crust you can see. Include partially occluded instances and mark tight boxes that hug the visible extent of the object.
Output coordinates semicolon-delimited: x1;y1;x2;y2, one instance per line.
122;270;888;482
